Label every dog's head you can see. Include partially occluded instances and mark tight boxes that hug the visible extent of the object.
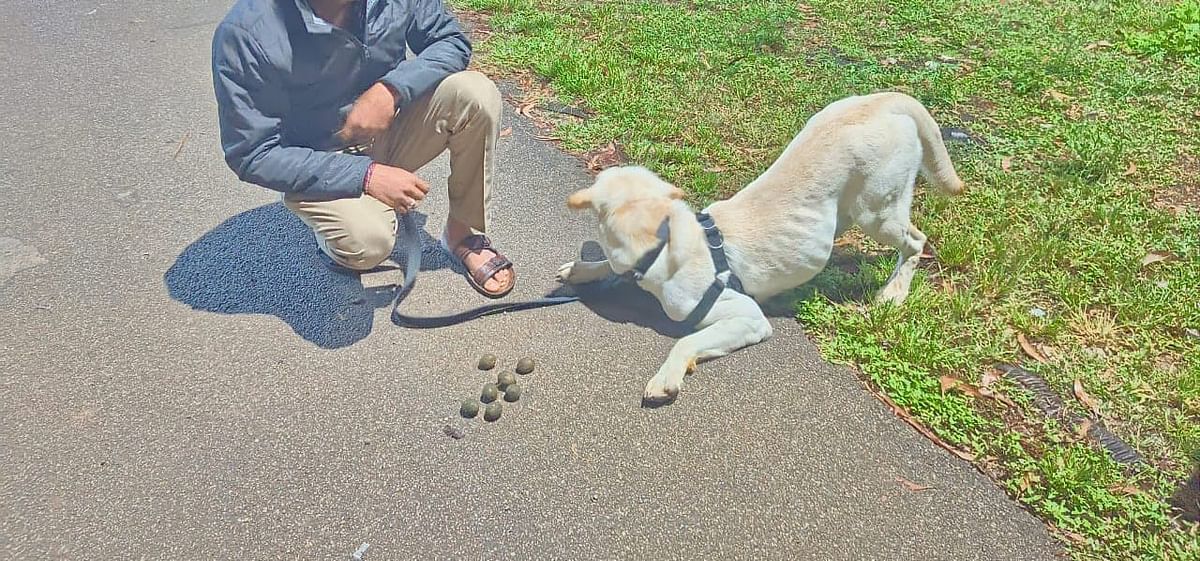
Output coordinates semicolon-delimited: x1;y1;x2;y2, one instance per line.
567;166;684;217
567;165;686;261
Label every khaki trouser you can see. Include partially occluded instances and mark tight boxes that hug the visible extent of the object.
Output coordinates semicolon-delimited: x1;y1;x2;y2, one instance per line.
284;70;502;271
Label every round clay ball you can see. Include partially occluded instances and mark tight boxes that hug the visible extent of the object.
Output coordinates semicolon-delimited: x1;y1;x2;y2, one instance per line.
460;399;480;418
477;353;498;371
503;384;522;402
480;383;500;403
515;357;535;375
497;371;517;389
483;402;503;422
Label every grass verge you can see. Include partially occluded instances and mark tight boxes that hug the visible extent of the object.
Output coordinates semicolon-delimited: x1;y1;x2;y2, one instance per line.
455;0;1200;558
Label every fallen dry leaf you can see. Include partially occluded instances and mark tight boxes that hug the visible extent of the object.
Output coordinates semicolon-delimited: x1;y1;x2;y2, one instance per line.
896;477;934;492
516;100;538;117
1073;380;1102;417
172;132;191;160
981;370;1001;389
498;127;512;138
1017;333;1048;363
1140;252;1170;267
1046;89;1072;103
704;165;729;173
1122;161;1137;177
1056;527;1089;545
585;141;626;172
939;375;961;393
978;377;1017;408
940;376;984;400
1110;484;1145;497
946;372;1016;407
1018;471;1041;494
1075;418;1095;440
1001;156;1013;172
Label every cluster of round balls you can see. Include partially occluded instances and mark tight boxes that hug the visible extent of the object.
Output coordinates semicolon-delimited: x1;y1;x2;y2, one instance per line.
460;354;535;422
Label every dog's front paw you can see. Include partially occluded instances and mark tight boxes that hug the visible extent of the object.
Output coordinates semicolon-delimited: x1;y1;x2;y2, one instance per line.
641;377;681;407
555;261;577;284
557;260;611;285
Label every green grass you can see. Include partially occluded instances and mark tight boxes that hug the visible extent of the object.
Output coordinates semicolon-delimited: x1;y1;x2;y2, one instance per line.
456;0;1200;558
1125;0;1200;62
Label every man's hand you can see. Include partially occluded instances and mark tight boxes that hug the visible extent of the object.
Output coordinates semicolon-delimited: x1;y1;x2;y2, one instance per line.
336;82;398;145
365;163;429;212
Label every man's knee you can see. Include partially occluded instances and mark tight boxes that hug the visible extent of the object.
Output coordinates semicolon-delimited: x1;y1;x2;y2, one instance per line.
441;71;501;118
324;220;396;271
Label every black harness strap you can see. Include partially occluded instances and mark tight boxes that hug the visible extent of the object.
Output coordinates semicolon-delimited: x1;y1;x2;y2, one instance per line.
696;211;744;294
626;218;671;281
623;211;744;329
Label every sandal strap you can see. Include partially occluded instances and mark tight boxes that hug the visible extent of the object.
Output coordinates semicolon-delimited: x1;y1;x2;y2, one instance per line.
453;235;491;260
470;255;513;286
462;234;492;253
449;234;514;289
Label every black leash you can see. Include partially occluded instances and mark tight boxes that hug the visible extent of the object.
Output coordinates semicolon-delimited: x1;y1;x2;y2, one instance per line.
340;143;578;328
387;210;741;329
389;211;580;328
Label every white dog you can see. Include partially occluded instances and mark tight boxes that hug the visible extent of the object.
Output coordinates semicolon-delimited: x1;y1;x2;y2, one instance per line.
559;92;964;404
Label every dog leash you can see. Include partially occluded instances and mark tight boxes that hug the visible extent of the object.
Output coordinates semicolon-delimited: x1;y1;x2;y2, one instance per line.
385;206;741;328
337;146;579;328
389;211;581;328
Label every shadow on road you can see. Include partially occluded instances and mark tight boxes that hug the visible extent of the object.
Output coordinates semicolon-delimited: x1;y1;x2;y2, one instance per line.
166;211;801;348
555;241;799;339
164;202;445;349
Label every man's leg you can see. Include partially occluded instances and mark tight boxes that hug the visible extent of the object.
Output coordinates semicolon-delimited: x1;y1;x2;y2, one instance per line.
283;194;397;271
372;70;501;233
283;71;503;278
371;71;511;293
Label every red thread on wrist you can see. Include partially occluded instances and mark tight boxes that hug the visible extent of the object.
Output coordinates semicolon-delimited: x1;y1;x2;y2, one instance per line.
363;161;377;193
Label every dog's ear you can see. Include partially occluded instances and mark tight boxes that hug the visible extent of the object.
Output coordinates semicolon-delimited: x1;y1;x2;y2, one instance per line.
567;188;594;210
667;184;685;200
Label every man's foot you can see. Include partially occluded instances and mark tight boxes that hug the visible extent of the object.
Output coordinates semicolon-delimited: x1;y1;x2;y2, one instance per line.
443;221;515;298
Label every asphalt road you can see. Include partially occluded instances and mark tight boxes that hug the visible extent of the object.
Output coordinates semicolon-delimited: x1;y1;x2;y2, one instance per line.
0;1;1061;559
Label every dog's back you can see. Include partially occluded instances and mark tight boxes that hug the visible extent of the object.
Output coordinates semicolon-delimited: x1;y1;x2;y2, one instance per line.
708;92;963;299
800;92;963;196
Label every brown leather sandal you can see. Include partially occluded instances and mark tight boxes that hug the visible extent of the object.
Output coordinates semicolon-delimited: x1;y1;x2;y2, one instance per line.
443;234;516;299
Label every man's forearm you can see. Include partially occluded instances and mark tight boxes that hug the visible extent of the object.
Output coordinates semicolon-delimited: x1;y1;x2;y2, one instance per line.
229;143;371;200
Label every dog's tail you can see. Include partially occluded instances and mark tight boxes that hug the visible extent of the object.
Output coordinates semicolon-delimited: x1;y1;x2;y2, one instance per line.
889;93;964;196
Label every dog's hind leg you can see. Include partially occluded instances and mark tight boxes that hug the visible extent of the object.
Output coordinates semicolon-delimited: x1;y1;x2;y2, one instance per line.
867;221;927;305
643;295;773;404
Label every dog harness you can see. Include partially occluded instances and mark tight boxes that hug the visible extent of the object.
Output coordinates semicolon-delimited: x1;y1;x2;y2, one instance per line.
624;212;745;328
